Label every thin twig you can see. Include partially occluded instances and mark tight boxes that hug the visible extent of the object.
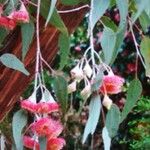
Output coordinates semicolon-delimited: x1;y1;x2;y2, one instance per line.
58;4;90;13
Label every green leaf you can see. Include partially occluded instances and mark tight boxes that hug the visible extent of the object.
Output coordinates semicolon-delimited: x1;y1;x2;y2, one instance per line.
12;110;27;150
82;94;101;143
101;16;118;32
101;27;116;65
58;33;70;69
0;53;30;75
21;21;34;59
121;79;142;122
116;0;128;28
141;36;150;77
39;137;47;150
102;127;111;150
45;0;57;27
61;0;88;5
106;104;120;138
52;75;68;113
0;27;8;48
90;0;110;31
132;0;149;23
139;11;150;32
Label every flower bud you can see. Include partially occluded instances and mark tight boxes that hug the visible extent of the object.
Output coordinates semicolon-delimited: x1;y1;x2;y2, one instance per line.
102;94;112;110
70;64;84;81
83;61;92;78
68;80;77;94
81;84;91;99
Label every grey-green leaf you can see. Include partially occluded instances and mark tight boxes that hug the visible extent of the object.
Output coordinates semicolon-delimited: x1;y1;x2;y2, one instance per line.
12;110;27;150
52;75;68;113
0;53;29;75
21;22;35;59
132;0;149;23
39;137;47;150
121;79;142;122
82;94;101;143
90;0;110;31
101;27;116;65
116;0;128;28
102;127;111;150
45;0;57;27
140;36;150;77
58;33;70;69
106;104;120;138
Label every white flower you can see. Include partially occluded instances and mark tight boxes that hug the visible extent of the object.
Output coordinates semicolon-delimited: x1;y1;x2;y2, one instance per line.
68;80;77;94
70;64;84;81
102;94;112;110
81;83;91;100
83;61;93;78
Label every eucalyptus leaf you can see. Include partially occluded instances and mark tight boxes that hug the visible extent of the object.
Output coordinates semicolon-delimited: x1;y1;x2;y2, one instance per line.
52;75;68;113
106;104;120;138
121;79;142;122
61;0;88;5
0;28;8;48
90;0;110;31
21;22;35;59
82;94;101;143
39;137;47;150
12;110;27;150
101;28;116;65
140;36;150;77
58;33;70;69
0;53;29;75
45;0;57;27
102;127;111;150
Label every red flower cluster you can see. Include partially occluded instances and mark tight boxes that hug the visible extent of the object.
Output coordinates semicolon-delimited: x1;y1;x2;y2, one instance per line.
21;91;65;150
100;74;125;94
0;2;29;30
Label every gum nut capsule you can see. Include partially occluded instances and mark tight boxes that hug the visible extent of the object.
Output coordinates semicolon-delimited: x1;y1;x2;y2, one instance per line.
68;80;77;93
81;84;91;99
102;94;112;110
83;62;92;78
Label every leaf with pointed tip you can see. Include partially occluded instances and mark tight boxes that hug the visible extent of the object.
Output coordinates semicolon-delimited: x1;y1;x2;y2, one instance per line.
82;94;101;143
0;53;29;75
140;36;150;77
102;127;111;150
45;0;57;27
12;110;27;150
90;0;110;31
106;104;120;138
121;79;142;122
21;22;34;60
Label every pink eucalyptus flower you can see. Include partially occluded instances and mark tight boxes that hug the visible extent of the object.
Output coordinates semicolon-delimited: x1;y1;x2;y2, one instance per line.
23;136;39;150
31;118;63;138
0;16;16;30
9;3;29;23
36;102;59;114
100;74;125;94
21;100;37;113
47;138;66;150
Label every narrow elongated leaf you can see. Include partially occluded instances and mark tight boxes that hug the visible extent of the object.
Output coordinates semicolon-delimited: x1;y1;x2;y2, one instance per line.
39;137;47;150
90;0;110;31
0;53;29;75
121;79;142;122
52;76;68;113
45;0;57;27
106;104;120;138
132;0;149;23
12;110;27;150
140;36;150;77
139;11;150;32
21;22;34;59
116;0;128;28
58;33;70;69
102;127;111;150
61;0;88;5
82;94;101;143
101;28;116;64
0;27;8;47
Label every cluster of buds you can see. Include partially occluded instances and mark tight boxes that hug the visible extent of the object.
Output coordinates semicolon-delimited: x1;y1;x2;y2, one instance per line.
21;87;65;150
0;2;29;30
68;58;93;100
